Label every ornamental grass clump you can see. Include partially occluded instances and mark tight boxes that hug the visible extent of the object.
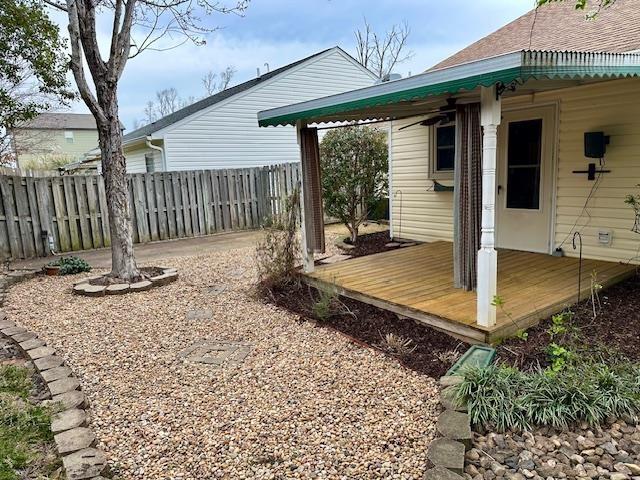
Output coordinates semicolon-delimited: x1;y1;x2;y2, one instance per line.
256;188;300;292
454;362;640;432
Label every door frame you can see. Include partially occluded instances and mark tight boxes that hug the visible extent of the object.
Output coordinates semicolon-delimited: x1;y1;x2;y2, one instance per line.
497;102;559;254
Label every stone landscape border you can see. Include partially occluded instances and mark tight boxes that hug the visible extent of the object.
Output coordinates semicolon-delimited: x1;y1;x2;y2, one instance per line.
72;267;178;296
423;373;472;479
0;269;109;480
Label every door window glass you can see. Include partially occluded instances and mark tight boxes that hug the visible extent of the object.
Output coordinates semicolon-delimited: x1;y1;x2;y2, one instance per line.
506;119;542;210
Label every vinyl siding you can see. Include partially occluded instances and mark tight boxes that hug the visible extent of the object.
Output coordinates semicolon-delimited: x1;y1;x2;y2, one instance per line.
161;50;376;170
390;77;640;263
124;145;163;173
390;116;454;242
14;129;99;167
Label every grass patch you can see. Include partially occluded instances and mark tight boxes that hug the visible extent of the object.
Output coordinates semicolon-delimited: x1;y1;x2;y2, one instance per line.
0;365;60;479
453;362;640;432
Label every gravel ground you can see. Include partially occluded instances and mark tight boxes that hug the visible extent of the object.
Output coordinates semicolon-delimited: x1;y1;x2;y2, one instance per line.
6;230;440;479
465;420;640;480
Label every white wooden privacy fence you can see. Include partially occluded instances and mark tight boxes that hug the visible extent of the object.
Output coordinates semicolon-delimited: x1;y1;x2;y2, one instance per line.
0;163;301;260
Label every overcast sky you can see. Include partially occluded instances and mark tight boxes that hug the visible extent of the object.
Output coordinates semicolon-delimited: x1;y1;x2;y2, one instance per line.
56;0;536;130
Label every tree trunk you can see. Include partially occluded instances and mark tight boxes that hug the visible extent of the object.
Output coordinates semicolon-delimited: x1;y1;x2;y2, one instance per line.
348;223;359;244
97;87;142;282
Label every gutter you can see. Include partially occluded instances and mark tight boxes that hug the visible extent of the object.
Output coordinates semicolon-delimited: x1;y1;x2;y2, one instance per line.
145;137;166;171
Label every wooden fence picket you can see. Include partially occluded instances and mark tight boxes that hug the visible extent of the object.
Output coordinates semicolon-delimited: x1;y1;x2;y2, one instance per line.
0;163;301;260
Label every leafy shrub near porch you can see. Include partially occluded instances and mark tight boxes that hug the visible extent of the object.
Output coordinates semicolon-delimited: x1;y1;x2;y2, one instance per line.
47;256;92;275
256;188;300;291
453;362;640;432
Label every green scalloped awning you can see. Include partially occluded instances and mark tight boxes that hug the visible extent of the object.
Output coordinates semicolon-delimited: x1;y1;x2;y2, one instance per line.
258;50;640;127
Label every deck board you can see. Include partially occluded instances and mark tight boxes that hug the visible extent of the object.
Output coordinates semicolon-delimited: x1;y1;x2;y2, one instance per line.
307;242;636;342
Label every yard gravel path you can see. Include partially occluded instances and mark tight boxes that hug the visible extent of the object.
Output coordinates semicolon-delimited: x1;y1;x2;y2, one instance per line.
6;235;440;479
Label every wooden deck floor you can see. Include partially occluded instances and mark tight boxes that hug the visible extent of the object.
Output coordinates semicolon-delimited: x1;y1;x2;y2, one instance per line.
305;242;636;343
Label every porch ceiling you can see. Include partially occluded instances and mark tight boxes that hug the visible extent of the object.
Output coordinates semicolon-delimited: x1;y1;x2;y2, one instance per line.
258;50;640;127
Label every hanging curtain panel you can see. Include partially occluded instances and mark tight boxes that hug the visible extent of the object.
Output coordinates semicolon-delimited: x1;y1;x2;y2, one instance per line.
300;127;326;253
453;103;483;291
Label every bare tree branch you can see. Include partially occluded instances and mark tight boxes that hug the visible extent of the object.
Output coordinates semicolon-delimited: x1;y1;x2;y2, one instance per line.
354;18;414;79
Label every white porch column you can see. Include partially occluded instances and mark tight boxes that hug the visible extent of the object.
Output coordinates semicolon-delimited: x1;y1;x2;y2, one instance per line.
477;86;501;328
296;121;315;273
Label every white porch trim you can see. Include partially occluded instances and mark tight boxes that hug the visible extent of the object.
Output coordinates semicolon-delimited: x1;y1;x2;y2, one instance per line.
296;121;315;273
477;86;501;328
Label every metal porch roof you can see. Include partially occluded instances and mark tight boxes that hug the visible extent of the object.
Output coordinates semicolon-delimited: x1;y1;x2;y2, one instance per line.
257;50;640;127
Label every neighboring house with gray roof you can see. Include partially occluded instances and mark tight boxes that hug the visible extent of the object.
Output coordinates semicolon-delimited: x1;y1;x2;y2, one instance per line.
76;47;377;173
12;113;100;170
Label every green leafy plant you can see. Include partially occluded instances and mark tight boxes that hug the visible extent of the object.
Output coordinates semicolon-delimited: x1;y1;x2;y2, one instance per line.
514;330;529;341
47;256;91;275
492;295;525;337
312;284;338;321
256;188;300;292
454;362;640;431
548;310;572;338
0;365;60;479
546;342;575;373
320;124;388;244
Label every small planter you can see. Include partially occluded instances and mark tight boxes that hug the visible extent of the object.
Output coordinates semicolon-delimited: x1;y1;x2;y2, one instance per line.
44;265;60;276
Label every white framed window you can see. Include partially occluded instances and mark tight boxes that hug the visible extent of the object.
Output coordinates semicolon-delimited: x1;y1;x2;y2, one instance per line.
145;154;155;173
64;131;74;144
428;122;455;180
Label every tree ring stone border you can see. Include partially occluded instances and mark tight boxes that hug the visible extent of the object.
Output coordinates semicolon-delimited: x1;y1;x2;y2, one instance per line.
73;267;178;297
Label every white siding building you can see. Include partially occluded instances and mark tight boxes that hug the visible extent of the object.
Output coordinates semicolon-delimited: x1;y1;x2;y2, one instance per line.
84;47;377;173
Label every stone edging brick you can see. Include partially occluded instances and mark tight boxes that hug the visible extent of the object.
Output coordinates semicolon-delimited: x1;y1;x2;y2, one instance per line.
423;374;472;479
0;269;109;480
72;267;178;296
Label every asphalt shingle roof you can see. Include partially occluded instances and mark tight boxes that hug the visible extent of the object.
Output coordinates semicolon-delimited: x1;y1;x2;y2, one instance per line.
18;113;98;130
432;0;640;70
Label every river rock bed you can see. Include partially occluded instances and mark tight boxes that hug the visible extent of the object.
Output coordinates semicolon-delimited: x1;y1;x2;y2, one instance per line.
464;419;640;480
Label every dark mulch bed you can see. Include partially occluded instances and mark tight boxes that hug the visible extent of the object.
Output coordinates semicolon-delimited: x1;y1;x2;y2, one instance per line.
265;281;468;378
339;230;400;258
496;272;640;370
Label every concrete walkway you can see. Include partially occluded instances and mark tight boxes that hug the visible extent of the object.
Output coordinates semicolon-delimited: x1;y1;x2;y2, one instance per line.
10;230;263;270
9;222;388;271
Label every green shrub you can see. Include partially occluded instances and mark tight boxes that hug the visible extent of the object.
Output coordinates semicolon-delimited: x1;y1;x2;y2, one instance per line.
454;362;640;431
47;256;91;275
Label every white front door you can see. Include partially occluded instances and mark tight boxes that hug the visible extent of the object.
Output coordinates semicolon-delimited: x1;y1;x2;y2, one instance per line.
496;106;555;253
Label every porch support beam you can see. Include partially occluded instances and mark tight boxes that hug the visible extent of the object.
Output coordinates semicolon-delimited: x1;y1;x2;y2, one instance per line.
296;121;315;273
477;86;501;328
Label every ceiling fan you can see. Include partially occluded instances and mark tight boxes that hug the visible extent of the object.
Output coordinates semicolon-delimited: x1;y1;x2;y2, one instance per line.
398;98;457;131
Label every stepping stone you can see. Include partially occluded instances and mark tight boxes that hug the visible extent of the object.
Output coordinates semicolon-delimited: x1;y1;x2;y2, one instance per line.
2;326;26;336
186;309;213;321
55;427;96;455
62;448;107;479
207;284;227;295
162;268;177;275
423;466;465;479
34;355;64;371
27;346;55;360
51;391;86;410
19;338;45;351
437;410;472;448
149;272;177;286
73;275;103;287
48;376;81;395
320;254;351;264
129;280;152;292
51;409;88;433
427;438;465;474
385;242;402;247
12;332;37;343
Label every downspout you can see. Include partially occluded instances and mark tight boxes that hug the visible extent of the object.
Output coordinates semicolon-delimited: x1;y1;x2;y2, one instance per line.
145;136;166;171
